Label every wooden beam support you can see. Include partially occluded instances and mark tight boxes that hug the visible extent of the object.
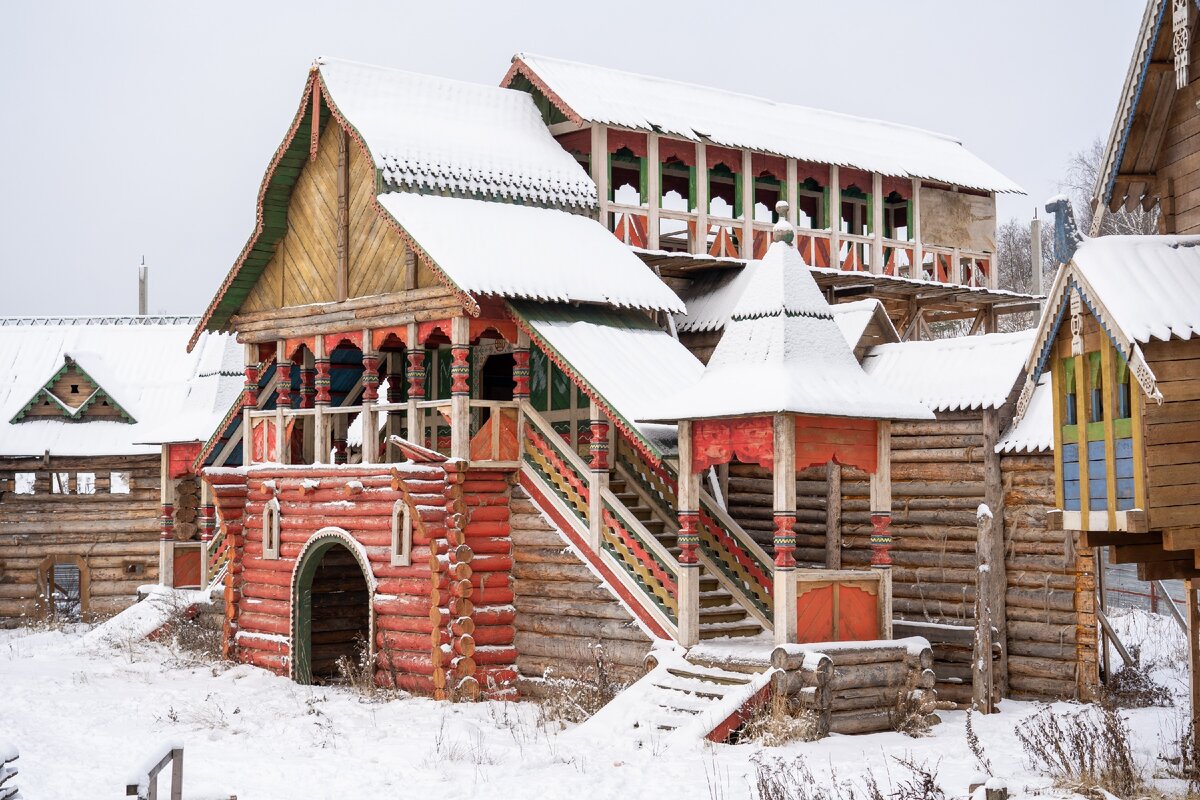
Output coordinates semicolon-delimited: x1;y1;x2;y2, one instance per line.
1110;543;1191;564
1165;528;1200;551
982;409;1008;694
1190;581;1200;752
828;165;841;269
1081;530;1160;547
646;133;661;250
825;461;842;569
1139;561;1200;582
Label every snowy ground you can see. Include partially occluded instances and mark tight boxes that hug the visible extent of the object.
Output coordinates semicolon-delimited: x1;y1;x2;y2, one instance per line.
0;608;1192;800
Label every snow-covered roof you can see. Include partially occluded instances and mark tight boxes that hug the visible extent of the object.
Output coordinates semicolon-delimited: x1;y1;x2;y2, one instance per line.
512;303;703;456
997;373;1052;454
0;317;242;457
378;192;684;313
318;57;595;209
1070;234;1200;344
508;53;1023;195
862;329;1035;413
644;235;932;423
830;300;899;351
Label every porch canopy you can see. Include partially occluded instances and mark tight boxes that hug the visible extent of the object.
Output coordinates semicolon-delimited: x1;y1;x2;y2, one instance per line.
642;209;931;645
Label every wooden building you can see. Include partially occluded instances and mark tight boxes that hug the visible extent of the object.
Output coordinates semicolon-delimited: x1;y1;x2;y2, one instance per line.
1094;0;1200;235
188;55;1061;735
0;316;239;623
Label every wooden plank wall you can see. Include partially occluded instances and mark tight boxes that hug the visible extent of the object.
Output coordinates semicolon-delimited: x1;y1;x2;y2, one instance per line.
1151;34;1200;233
0;455;160;622
1143;337;1200;532
509;486;652;694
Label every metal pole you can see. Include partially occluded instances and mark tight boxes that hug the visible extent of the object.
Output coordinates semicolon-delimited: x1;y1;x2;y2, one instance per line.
1030;217;1043;314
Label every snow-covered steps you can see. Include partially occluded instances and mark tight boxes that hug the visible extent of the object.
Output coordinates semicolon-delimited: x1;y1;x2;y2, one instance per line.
572;646;773;749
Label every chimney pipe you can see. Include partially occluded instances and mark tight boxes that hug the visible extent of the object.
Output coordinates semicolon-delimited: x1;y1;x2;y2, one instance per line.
138;257;148;316
1030;216;1043;315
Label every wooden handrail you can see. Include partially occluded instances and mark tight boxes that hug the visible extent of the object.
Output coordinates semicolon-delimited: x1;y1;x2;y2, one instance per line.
696;485;774;571
126;745;183;800
521;403;592;481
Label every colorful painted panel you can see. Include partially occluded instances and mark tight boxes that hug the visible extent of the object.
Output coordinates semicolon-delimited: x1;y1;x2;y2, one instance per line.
795;579;880;644
1062;442;1081;511
1087;439;1108;512
836;584;881;642
795;584;835;644
1114;437;1136;511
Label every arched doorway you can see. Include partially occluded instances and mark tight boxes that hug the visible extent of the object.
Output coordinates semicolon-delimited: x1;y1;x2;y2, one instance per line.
291;529;374;685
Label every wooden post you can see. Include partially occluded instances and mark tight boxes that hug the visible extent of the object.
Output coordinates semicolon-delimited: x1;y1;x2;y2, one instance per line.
982;409;1009;693
198;480;214;588
911;178;923;277
312;336;329;464
587;399;610;553
786;159;799;229
243;343;259;466
773;415;798;646
676;419;700;647
591;124;608;228
159;447;174;588
828;165;841;269
450;316;470;462
276;340;291;465
647;133;661;250
1030;217;1043;313
694;142;708;256
825;461;842;569
973;504;996;713
871;172;884;274
869;421;893;639
1188;580;1200;749
1097;546;1110;681
300;348;316;463
741;149;754;258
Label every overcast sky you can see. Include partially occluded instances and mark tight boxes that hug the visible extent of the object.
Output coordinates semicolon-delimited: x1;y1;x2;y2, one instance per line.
0;1;1146;317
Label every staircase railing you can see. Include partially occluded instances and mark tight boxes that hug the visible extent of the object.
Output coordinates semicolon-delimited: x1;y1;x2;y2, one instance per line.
521;404;680;639
615;439;774;627
201;525;231;591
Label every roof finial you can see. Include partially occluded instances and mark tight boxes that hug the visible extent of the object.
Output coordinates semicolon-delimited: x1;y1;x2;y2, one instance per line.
772;200;794;246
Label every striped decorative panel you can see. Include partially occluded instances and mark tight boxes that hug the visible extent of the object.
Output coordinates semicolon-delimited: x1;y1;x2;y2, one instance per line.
1062;442;1081;511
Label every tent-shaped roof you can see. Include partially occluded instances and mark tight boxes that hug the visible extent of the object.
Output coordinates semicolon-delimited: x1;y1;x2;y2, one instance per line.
506;53;1022;195
321;57;595;209
377;192;683;313
0;317;242;457
862;329;1035;413
644;230;932;423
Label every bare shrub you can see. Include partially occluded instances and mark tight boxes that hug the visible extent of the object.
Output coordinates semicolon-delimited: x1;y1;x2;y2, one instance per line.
1159;711;1200;794
537;646;624;728
965;710;992;774
889;689;933;738
750;753;943;800
736;694;822;745
1015;703;1146;799
1100;645;1174;710
334;634;377;696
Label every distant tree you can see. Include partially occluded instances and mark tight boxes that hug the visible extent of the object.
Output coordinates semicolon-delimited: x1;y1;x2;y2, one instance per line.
1061;137;1159;237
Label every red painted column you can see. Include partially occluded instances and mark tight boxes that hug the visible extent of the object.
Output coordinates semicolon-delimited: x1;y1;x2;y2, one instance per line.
362;354;381;403
449;345;470;397
276;358;293;409
300;367;315;409
406;350;426;401
512;348;530;402
869;513;893;568
677;512;700;565
314;359;332;406
588;418;610;472
243;365;259;410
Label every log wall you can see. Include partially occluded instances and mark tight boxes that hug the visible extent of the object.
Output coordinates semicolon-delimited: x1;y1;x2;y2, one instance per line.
724;412;1099;702
205;463;517;698
0;454;160;623
510;486;653;694
1142;337;1200;533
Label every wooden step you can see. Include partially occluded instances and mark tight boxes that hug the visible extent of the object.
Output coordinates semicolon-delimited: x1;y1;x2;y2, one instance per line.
700;607;750;625
699;624;763;640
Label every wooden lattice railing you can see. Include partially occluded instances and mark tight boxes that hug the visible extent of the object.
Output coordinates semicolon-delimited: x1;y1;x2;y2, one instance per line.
202;525;231;590
521;405;680;635
615;438;774;626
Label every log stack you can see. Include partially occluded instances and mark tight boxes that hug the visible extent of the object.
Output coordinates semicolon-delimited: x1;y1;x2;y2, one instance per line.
770;638;938;735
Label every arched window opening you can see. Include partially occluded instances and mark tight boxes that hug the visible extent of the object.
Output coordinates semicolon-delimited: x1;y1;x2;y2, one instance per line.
391;500;412;567
263;496;281;560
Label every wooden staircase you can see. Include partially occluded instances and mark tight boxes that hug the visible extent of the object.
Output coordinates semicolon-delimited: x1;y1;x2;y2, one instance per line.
608;475;763;640
573;647;771;748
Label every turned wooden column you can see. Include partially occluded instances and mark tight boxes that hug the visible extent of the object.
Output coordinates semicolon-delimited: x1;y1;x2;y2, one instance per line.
405;322;425;447
587;399;610;552
773;415;798;646
675;419;700;647
361;330;380;465
313;337;331;464
242;343;260;466
449;317;471;461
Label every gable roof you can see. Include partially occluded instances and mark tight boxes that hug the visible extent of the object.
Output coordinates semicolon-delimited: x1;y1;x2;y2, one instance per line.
862;329;1035;414
830;299;900;352
377;192;683;313
505;53;1022;195
643;234;933;423
320;58;595;208
1093;0;1177;215
1014;233;1200;426
997;373;1053;454
10;355;136;424
0;317;242;457
191;58;600;350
